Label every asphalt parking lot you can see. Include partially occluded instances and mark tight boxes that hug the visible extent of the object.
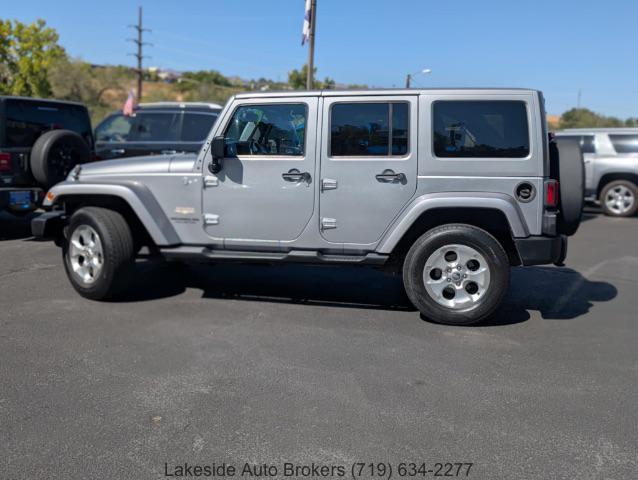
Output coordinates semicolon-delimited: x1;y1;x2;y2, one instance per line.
1;209;637;479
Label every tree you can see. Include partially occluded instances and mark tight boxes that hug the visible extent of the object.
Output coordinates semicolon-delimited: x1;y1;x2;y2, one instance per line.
288;64;337;90
0;19;65;97
288;64;315;89
559;108;624;129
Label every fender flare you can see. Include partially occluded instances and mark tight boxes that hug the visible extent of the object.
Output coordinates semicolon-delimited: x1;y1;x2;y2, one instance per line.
376;192;529;254
44;181;181;246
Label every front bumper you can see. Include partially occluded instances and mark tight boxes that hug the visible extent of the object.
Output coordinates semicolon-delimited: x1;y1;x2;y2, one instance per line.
31;210;66;241
515;235;567;266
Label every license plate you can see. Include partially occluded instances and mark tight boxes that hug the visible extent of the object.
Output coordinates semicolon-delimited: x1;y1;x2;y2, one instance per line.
9;190;32;208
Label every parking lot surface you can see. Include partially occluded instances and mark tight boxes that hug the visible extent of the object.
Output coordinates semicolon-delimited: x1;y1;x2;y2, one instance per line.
1;209;637;479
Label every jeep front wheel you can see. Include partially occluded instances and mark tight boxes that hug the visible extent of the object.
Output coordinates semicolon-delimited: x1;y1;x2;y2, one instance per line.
402;224;509;325
63;207;134;300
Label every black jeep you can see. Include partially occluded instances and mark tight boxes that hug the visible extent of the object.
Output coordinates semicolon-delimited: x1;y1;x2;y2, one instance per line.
0;96;93;215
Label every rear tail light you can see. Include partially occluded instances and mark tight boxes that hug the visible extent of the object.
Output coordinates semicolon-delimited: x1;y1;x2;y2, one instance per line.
545;179;559;208
0;152;12;172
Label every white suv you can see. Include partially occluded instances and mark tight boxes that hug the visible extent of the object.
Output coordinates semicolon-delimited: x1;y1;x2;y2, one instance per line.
557;128;638;217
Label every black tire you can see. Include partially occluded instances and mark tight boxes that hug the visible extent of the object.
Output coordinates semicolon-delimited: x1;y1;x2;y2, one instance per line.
599;180;638;217
63;207;134;300
402;224;510;326
31;130;91;189
554;137;584;235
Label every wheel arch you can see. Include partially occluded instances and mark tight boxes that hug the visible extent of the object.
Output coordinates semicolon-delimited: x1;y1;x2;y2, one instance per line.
378;194;528;266
45;182;180;246
596;172;638;198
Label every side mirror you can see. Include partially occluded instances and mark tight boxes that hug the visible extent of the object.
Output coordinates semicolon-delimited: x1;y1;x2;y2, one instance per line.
209;136;225;174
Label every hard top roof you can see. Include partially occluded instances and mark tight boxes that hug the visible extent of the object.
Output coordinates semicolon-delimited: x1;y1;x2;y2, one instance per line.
234;87;539;99
0;95;88;108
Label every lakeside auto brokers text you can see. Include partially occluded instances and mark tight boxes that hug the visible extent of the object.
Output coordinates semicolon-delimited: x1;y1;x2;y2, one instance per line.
163;461;474;478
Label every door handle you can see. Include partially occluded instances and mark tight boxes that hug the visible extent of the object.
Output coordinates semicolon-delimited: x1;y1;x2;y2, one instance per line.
110;148;125;155
375;169;406;182
282;169;310;182
161;149;178;155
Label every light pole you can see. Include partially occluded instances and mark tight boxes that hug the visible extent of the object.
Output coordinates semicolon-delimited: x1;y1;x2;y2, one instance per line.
405;68;432;88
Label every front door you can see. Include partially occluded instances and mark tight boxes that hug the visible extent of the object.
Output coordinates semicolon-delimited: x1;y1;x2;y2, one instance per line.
319;96;418;245
202;99;317;245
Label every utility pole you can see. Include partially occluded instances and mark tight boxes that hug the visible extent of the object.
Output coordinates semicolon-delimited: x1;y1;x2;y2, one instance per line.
306;0;317;90
577;88;582;109
128;6;151;101
405;74;411;88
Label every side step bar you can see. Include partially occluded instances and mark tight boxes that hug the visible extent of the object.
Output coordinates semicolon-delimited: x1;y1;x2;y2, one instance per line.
160;246;389;266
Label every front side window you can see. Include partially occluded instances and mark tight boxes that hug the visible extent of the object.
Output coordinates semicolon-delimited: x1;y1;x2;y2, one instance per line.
181;112;218;142
433;101;530;158
330;102;409;157
223;104;306;156
95;114;134;142
609;134;638;154
128;113;180;142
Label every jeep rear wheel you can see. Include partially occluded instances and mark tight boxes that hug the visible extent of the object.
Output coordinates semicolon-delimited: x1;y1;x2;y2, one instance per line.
600;180;638;217
402;224;509;325
63;207;134;300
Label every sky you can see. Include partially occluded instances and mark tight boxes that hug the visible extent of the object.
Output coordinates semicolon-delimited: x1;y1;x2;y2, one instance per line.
3;0;637;117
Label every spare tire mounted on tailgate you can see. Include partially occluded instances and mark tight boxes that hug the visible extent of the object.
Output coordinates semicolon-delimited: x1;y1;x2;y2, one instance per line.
30;129;91;188
552;136;584;236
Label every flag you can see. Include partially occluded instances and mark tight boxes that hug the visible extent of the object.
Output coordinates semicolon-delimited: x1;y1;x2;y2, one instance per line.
123;89;136;116
302;0;311;45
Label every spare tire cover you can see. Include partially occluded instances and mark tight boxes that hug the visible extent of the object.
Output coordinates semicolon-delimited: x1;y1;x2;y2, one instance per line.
30;129;91;188
554;137;584;236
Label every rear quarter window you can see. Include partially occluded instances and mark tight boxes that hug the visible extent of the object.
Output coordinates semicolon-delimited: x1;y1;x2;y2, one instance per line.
433;101;530;158
609;134;638;154
4;99;92;148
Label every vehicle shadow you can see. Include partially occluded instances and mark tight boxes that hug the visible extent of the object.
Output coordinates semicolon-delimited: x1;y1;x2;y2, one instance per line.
484;266;618;326
0;211;39;241
119;261;617;325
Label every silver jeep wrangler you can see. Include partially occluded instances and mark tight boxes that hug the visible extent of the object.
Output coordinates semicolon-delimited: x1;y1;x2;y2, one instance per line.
33;89;583;325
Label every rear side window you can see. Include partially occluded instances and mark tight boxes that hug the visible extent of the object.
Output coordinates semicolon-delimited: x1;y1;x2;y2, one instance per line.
581;135;595;154
223;104;306;156
181;112;218;142
95;114;134;142
4;100;92;148
330;102;409;157
129;112;180;142
609;134;638;154
433;101;529;158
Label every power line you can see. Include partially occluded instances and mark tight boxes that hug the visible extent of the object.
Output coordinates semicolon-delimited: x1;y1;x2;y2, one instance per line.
127;6;152;101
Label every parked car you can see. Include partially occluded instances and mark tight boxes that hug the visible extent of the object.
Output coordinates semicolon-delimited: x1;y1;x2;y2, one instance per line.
556;128;638;217
33;88;583;325
0;96;93;215
94;102;222;160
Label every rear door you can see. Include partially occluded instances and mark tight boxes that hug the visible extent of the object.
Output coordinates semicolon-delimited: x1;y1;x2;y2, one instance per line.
318;95;418;245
